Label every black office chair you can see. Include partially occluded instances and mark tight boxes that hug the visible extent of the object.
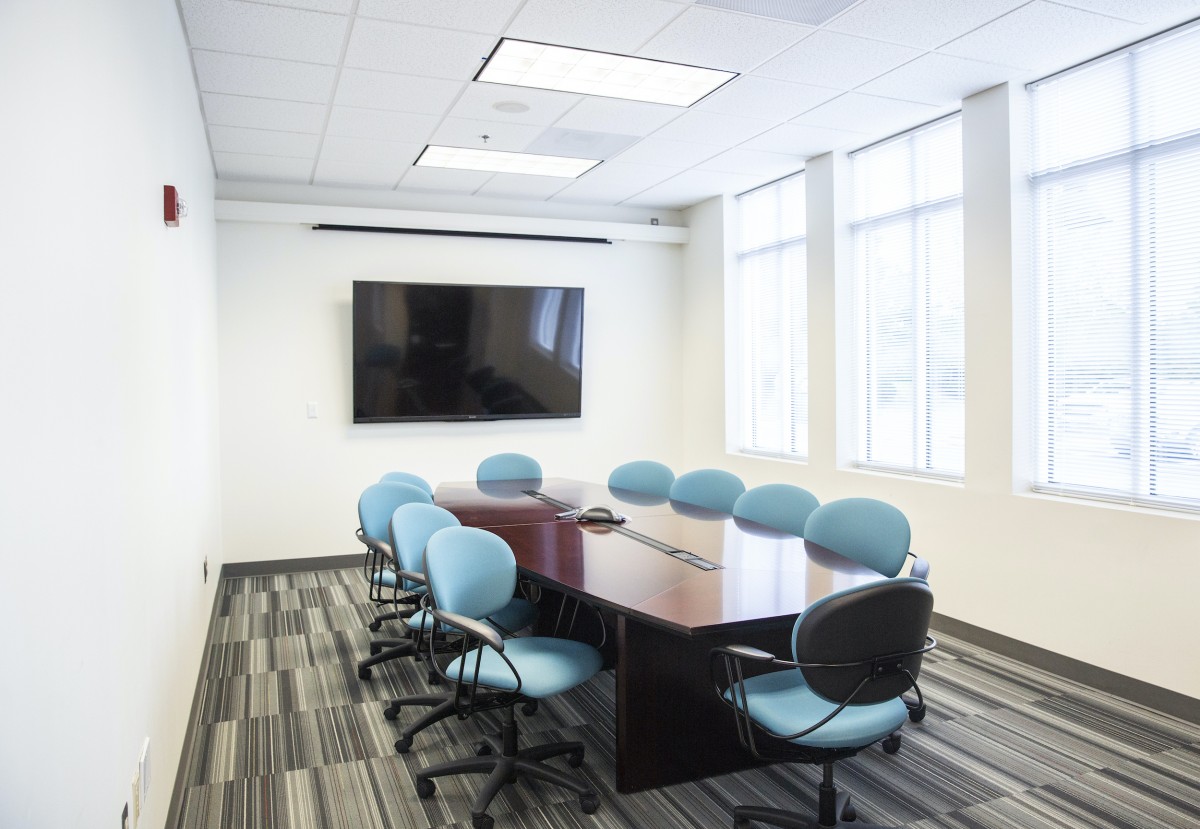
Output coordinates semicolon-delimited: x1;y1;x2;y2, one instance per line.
712;578;935;829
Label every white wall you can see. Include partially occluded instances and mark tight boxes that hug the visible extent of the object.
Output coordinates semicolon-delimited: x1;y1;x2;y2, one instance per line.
216;220;685;563
680;84;1200;700
0;1;221;827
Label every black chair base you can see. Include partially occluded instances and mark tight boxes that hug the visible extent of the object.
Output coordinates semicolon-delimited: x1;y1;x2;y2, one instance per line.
357;640;414;679
414;706;598;829
733;761;897;829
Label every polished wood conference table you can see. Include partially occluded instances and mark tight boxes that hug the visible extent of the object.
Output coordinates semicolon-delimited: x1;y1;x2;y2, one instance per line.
434;477;884;793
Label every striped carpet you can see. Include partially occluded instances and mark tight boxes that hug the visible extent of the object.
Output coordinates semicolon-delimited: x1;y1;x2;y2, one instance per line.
174;568;1200;829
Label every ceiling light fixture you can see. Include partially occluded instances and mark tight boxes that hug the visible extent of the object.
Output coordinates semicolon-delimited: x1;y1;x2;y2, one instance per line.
476;38;737;107
415;145;601;178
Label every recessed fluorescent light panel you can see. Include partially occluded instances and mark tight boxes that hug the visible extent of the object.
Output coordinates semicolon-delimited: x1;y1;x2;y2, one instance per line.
416;145;601;178
477;38;737;107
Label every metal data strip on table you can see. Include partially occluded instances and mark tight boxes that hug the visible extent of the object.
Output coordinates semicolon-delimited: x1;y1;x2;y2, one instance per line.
523;490;723;571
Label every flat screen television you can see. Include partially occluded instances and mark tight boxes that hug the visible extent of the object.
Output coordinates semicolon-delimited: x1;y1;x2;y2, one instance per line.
352;281;584;423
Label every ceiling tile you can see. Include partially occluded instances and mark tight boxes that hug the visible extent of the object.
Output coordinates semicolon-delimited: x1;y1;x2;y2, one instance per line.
214;151;313;182
505;0;687;53
738;121;867;156
192;50;336;101
636;5;812;72
622;168;764;208
793;92;942;135
356;0;523;33
180;0;348;64
474;173;574;200
320;135;424;166
552;98;684;136
551;161;681;204
264;0;353;11
695;75;840;120
651;109;774;146
937;1;1143;71
613;137;723;167
825;0;1027;49
398;166;494;194
698;147;805;177
208;124;320;157
695;0;859;26
201;93;327;133
430;117;546;152
313;158;402;188
344;18;496;79
524;128;639;159
754;30;923;90
1051;0;1200;24
326;106;440;142
858;52;1017;106
447;83;583;126
334;69;463;115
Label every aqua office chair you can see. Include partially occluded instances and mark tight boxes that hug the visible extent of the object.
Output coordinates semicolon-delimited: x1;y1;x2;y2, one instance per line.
413;526;603;829
712;578;936;829
608;459;675;498
802;498;931;723
476;452;542;481
379;470;435;496
384;504;539;754
355;481;434;679
670;468;746;513
733;484;820;537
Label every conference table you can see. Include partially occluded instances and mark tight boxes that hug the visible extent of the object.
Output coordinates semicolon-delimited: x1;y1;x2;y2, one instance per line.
434;477;885;793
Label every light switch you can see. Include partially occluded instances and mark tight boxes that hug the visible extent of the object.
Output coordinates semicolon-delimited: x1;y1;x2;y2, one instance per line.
306;402;318;419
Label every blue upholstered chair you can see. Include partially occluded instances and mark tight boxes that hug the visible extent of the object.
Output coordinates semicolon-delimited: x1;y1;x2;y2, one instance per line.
355;481;435;679
712;578;936;829
379;470;434;496
733;483;820;537
413;526;603;829
802;498;929;580
608;460;675;498
669;468;746;513
476;452;542;481
384;504;539;754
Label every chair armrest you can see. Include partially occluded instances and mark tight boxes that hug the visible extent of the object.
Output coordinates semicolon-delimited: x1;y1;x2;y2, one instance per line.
429;607;504;653
356;528;395;563
397;569;426;586
711;644;776;662
907;552;930;580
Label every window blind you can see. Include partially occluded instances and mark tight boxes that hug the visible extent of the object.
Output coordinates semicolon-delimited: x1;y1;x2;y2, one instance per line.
851;115;964;479
1029;21;1200;511
736;172;807;459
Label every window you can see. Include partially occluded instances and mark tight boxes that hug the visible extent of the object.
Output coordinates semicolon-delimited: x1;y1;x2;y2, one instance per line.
735;172;807;459
1029;21;1200;511
851;115;964;479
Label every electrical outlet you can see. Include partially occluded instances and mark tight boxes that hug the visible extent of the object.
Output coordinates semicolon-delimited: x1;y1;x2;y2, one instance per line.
138;738;150;809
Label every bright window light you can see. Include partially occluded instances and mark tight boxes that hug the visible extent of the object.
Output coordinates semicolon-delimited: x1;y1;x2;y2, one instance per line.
476;38;736;107
415;145;601;178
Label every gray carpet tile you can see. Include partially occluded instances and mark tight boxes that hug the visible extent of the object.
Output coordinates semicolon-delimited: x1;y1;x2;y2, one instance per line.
175;567;1200;829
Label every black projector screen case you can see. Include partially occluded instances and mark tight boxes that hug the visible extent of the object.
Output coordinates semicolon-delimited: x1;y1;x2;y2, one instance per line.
352;281;584;423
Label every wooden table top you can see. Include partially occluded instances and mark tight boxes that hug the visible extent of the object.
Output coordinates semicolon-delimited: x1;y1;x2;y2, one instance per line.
435;478;883;636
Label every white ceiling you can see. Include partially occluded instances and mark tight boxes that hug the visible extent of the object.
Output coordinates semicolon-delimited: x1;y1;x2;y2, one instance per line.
179;0;1200;210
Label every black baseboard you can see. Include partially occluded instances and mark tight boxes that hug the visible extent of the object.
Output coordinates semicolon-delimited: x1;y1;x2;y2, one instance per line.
932;611;1198;725
221;553;361;578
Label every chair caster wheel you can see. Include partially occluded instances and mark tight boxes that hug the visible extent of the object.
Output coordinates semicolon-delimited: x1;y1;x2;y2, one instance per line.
521;700;538;716
909;705;927;722
471;812;494;829
395;735;413;754
427;671;441;685
567;748;584;768
368;621;382;632
579;795;599;815
841;803;857;822
415;778;435;799
358;666;372;680
882;734;902;754
369;643;383;656
383;705;398;721
475;743;493;756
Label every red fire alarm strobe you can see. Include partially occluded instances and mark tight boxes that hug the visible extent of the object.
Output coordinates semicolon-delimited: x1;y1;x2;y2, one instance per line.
164;185;187;227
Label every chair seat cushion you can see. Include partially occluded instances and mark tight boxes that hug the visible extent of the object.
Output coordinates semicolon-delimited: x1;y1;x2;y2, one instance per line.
447;637;603;698
724;669;908;749
371;570;428;594
404;597;538;635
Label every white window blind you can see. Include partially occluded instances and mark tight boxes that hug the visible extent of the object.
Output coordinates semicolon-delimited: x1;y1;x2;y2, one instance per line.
851;115;964;479
1029;21;1200;511
736;172;807;459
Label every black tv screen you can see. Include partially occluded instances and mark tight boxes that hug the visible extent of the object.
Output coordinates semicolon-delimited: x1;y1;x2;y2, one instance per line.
352;281;584;423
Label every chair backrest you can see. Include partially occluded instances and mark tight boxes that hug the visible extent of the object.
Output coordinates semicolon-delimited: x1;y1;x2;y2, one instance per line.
424;526;517;622
358;481;434;542
476;452;542;482
792;577;933;706
379;471;434;496
608;460;675;497
732;483;819;537
390;503;461;583
669;469;746;513
802;497;910;577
